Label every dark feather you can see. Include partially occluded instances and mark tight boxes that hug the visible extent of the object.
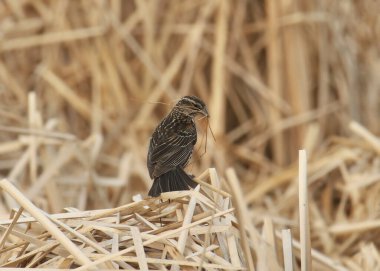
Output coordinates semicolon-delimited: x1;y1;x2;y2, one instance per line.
148;167;197;197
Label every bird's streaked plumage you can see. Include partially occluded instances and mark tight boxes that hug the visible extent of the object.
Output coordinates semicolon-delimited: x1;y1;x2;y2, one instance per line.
147;96;208;197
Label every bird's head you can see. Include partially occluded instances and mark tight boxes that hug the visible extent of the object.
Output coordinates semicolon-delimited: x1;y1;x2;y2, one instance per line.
174;96;209;118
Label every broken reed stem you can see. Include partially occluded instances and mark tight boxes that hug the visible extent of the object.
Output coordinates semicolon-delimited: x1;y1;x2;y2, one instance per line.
349;121;380;154
329;219;380;235
172;185;200;271
298;150;311;270
130;227;149;271
0;179;93;267
226;168;256;271
282;229;294;271
0;125;77;141
0;207;23;248
1;25;107;51
193;177;231;198
177;186;200;253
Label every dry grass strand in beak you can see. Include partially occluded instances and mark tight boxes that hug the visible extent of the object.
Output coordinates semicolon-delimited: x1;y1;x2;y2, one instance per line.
193;115;216;163
207;117;216;142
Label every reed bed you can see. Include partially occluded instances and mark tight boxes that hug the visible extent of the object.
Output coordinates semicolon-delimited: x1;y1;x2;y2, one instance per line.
0;0;379;270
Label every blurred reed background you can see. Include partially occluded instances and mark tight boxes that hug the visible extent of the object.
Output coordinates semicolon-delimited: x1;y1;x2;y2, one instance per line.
0;0;379;268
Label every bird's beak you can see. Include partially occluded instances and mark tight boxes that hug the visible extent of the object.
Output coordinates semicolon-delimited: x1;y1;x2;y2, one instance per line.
202;107;209;117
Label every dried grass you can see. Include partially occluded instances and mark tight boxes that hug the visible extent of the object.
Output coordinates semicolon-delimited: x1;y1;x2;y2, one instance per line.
0;0;379;270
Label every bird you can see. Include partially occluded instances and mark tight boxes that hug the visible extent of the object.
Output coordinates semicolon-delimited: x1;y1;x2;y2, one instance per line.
147;95;209;197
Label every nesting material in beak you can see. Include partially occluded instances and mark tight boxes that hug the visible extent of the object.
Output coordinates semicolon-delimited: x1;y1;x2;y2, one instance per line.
202;108;209;118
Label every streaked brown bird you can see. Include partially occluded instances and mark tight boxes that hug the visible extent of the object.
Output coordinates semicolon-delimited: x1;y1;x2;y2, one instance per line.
147;96;209;197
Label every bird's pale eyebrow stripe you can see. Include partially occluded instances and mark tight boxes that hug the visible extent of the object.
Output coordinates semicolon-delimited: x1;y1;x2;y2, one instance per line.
182;97;197;105
181;97;203;108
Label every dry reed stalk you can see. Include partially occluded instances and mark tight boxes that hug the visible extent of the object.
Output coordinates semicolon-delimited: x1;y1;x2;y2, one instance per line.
260;217;282;271
298;150;311;270
282;229;294;271
266;0;285;166
226;168;256;271
349;121;380;154
282;0;311;162
0;207;23;249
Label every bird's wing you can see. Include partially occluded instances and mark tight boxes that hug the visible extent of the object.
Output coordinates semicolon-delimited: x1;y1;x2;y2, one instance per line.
153;143;194;177
148;121;197;177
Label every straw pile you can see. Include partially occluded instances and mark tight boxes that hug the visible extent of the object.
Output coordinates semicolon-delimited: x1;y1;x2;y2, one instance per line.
0;170;245;269
0;0;380;270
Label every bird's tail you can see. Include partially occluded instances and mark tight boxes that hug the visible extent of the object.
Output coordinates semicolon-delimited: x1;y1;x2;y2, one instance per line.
148;167;198;197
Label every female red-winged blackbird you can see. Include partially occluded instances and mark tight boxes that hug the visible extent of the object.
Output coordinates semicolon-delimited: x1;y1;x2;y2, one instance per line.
147;96;209;197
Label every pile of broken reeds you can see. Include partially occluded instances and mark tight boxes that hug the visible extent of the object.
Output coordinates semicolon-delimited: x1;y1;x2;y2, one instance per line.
1;154;369;270
0;170;246;270
0;164;351;270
